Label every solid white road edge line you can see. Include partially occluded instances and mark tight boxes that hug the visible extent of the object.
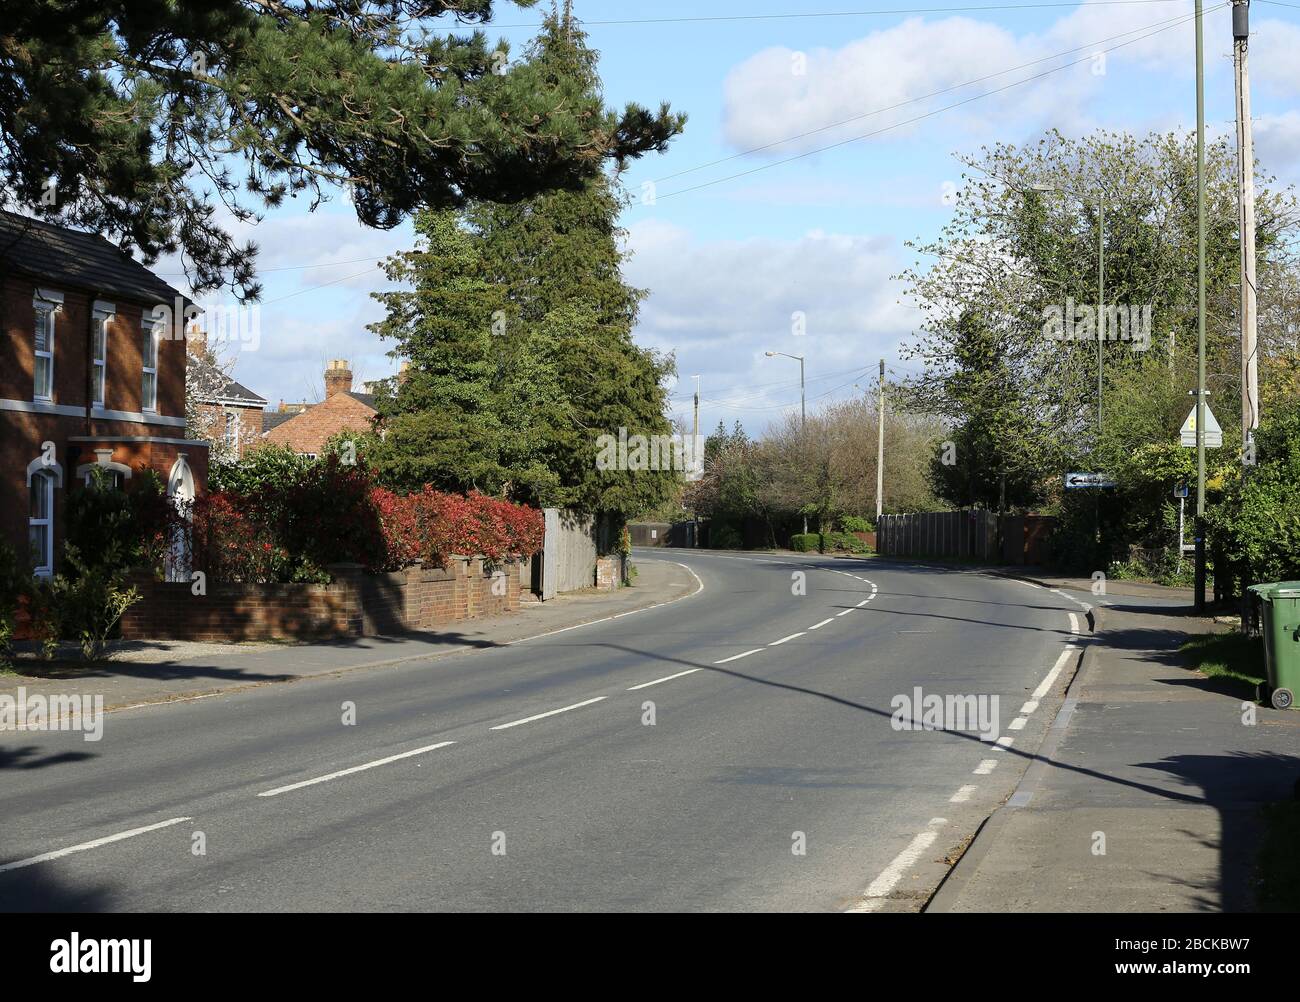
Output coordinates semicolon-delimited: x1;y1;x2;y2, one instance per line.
505;561;704;646
627;668;701;691
1031;647;1075;703
488;697;606;732
0;816;193;873
847;817;948;913
258;742;457;797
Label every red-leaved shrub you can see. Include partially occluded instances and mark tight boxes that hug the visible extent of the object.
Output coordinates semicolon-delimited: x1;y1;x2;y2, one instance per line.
189;461;543;582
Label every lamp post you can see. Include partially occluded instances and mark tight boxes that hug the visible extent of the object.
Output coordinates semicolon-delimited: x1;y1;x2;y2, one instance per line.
764;350;805;428
765;350;807;533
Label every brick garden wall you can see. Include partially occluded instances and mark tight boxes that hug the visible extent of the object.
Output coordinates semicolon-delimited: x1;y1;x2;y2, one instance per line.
120;556;528;643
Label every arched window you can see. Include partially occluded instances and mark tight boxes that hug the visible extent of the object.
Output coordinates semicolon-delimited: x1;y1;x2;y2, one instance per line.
28;469;55;576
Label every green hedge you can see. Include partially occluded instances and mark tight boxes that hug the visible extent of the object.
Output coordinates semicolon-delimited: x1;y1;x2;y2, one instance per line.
789;532;870;554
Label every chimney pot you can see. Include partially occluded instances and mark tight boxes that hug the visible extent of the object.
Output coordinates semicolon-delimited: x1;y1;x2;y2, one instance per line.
324;359;353;398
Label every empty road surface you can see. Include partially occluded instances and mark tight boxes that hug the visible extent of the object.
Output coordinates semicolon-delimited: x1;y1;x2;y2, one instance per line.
0;550;1087;912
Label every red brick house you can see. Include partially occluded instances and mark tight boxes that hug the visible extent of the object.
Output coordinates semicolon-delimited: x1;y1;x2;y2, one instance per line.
189;346;267;461
0;211;209;576
261;359;377;457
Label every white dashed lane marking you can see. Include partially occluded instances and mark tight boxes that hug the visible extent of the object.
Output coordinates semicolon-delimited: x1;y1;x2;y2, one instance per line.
488;697;606;732
714;649;764;664
627;668;701;691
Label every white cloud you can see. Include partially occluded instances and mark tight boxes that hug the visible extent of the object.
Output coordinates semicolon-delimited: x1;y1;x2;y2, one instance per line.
626;219;915;431
1249;17;1300;98
1252;110;1300;178
719;2;1233;157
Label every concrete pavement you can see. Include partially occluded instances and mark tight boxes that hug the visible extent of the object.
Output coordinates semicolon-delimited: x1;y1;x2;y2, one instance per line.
929;596;1300;912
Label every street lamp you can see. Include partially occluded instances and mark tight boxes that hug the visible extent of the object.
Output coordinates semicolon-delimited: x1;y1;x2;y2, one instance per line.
1030;182;1106;440
764;351;805;428
764;350;808;534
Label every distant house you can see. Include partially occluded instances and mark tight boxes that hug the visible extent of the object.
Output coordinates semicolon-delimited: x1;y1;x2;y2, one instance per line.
188;343;267;461
0;210;208;576
262;359;377;458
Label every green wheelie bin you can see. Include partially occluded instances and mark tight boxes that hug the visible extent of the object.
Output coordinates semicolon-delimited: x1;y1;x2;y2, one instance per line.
1248;582;1300;710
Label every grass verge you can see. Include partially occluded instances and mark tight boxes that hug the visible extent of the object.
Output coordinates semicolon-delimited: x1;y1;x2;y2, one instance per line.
1179;631;1266;695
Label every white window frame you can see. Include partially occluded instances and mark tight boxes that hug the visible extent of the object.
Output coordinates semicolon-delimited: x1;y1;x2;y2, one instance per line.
142;315;161;412
33;294;61;402
91;301;114;408
27;468;55;577
223;410;239;453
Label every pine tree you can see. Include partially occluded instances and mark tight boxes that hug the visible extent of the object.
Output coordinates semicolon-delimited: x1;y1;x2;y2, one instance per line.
369;14;679;519
0;2;684;298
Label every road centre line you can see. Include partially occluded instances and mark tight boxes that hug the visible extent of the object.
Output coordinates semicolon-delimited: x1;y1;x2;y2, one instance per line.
0;817;193;873
489;697;606;732
714;649;764;664
836;609;855;617
768;632;805;646
258;742;457;797
808;618;835;630
627;668;701;691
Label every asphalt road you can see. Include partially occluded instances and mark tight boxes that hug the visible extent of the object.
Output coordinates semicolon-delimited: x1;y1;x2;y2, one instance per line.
0;550;1086;912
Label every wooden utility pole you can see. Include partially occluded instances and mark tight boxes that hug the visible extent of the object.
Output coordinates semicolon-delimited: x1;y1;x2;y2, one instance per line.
1234;0;1260;457
876;360;886;521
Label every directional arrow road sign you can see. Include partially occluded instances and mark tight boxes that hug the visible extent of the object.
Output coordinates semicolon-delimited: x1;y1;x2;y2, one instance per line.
1065;472;1117;489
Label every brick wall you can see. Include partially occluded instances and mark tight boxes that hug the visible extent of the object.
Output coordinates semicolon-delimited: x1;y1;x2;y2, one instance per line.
120;556;528;642
595;555;625;591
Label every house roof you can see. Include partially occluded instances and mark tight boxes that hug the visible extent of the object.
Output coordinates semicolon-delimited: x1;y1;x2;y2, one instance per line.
0;209;185;307
262;410;296;433
190;353;267;407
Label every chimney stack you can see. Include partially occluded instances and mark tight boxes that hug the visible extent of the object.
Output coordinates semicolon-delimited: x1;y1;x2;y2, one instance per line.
324;359;353;398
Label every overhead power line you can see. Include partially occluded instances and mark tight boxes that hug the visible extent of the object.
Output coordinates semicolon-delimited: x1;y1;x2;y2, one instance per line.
488;1;1192;29
650;5;1225;203
650;6;1211;187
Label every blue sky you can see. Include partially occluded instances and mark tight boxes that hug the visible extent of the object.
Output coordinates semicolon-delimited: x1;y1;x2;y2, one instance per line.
166;0;1300;435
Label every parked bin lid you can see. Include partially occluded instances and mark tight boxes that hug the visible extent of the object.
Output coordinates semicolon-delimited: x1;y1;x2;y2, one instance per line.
1248;581;1300;600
